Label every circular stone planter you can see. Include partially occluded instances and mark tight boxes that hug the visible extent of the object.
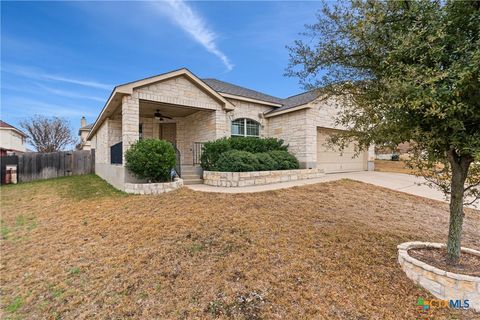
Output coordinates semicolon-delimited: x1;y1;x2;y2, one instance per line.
397;242;480;312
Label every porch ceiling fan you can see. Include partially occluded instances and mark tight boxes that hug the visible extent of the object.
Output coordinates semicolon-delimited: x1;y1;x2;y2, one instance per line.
154;109;173;121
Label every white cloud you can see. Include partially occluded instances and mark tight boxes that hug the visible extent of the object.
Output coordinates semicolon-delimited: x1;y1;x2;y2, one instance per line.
40;74;111;90
2;64;112;90
1;82;105;102
35;83;105;102
2;97;97;118
153;0;233;71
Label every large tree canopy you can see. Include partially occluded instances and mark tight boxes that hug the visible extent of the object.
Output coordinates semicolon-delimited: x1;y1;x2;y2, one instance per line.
287;0;480;264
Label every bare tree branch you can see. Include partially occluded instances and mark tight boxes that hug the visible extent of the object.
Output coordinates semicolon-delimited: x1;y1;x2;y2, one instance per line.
20;115;76;152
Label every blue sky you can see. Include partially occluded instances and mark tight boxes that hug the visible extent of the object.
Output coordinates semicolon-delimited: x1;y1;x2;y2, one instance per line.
1;1;320;137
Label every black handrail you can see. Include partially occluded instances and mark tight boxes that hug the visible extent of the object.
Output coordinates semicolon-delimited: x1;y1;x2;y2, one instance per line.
193;142;205;165
174;145;181;177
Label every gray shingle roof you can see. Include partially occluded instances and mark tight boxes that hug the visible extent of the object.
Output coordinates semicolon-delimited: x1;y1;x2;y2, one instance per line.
202;78;319;114
268;90;319;114
202;78;284;105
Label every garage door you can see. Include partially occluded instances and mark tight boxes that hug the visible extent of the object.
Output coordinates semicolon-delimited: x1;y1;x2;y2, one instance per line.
316;128;365;173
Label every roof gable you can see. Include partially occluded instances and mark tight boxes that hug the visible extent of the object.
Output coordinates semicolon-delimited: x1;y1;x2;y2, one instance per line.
116;68;234;110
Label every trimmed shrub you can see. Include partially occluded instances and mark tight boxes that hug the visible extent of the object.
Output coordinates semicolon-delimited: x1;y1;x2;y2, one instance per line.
255;152;278;171
230;137;288;153
125;139;176;182
201;138;231;171
200;137;289;170
215;150;260;172
267;150;300;170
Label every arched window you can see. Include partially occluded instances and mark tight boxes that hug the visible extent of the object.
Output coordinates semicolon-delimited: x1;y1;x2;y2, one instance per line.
231;118;260;137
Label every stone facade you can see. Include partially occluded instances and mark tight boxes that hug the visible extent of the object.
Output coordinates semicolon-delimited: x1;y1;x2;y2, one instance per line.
90;71;373;192
225;99;272;137
122;95;139;163
398;242;480;312
265;97;374;170
203;168;324;187
90;116;122;165
124;178;184;195
267;109;311;168
136;75;222;111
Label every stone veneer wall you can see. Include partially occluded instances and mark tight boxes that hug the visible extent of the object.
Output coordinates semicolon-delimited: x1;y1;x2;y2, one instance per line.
203;168;324;187
124;178;184;195
398;242;480;312
267;109;311;168
225;99;273;137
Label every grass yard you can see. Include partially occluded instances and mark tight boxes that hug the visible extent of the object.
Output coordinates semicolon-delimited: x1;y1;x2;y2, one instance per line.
1;175;479;319
374;160;415;174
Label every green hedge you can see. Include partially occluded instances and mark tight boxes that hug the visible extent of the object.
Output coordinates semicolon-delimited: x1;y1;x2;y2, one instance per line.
201;137;299;172
267;150;300;170
125;139;176;182
200;137;289;170
255;152;278;171
216;150;260;172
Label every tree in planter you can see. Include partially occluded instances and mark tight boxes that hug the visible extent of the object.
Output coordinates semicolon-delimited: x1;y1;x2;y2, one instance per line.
286;1;480;264
125;139;176;182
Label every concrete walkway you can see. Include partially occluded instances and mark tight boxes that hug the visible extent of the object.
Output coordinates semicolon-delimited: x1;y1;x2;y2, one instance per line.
186;171;479;208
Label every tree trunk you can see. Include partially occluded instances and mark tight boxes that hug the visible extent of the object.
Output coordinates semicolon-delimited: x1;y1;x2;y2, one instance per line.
446;149;472;265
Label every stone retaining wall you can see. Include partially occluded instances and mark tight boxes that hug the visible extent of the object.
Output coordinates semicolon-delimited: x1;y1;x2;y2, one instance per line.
124;178;183;195
203;168;325;187
397;242;480;312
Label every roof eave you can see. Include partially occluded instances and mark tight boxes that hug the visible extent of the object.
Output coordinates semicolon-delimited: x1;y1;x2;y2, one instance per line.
0;126;27;138
219;92;283;107
86;89;123;141
264;104;312;118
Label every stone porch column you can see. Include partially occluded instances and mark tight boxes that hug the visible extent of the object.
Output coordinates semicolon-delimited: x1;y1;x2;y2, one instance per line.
122;94;139;164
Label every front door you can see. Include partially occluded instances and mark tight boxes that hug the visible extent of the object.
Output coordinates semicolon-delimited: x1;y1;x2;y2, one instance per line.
159;123;176;145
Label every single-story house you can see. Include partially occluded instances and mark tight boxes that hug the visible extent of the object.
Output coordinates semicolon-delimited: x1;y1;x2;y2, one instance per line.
85;68;374;190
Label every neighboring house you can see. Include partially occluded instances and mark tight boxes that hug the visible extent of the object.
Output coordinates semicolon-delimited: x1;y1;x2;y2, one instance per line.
0;120;27;156
375;142;413;160
86;68;374;190
78;116;93;151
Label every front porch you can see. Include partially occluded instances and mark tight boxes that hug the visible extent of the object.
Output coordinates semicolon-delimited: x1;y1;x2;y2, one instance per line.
107;98;218;184
90;69;235;190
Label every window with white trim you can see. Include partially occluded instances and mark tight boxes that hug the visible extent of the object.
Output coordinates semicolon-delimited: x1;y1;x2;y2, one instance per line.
231;118;260;137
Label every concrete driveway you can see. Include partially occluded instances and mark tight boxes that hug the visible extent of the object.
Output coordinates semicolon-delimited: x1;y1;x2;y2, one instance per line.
187;171;479;208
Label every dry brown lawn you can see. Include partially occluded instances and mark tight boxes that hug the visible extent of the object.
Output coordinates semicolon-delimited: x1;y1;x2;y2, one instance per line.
375;160;415;174
1;175;479;319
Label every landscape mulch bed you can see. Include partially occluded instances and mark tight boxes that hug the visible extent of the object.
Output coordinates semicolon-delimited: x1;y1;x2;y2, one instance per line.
409;247;480;277
1;175;479;319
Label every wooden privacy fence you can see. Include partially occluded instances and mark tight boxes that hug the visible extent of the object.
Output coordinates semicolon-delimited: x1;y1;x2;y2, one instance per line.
0;150;95;184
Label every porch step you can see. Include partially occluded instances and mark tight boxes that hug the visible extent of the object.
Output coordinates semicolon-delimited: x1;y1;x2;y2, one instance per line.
181;174;202;180
182;170;200;175
183;178;204;185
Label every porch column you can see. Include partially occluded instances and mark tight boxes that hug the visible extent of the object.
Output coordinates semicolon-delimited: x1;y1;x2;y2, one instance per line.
122;94;139;164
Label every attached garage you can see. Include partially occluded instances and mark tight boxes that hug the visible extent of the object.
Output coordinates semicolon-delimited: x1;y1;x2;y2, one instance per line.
316;127;366;173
